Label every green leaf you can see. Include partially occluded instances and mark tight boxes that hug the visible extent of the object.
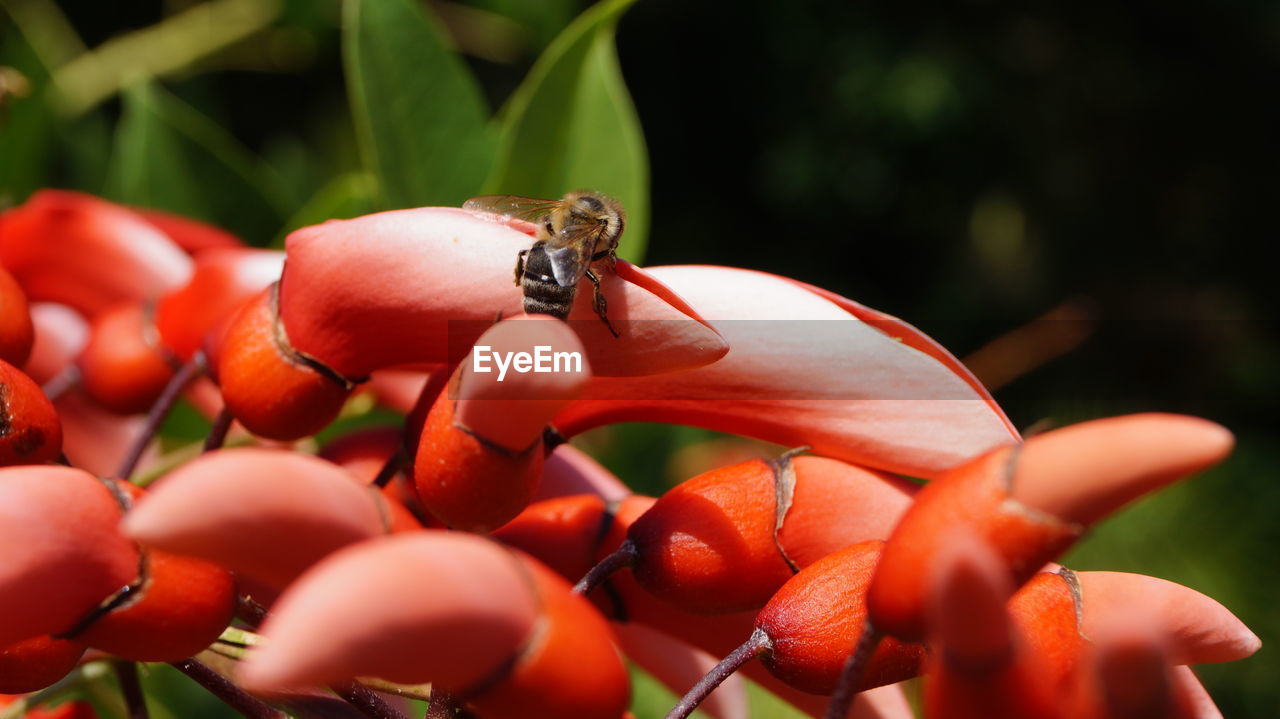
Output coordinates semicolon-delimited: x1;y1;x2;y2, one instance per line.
344;0;496;209
104;81;287;243
276;171;377;244
485;0;650;263
0;25;55;204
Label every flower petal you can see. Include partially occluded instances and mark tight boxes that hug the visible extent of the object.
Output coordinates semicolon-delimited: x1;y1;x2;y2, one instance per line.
276;208;726;379
0;190;191;317
554;265;1019;478
1076;571;1260;665
239;532;538;692
124;448;389;589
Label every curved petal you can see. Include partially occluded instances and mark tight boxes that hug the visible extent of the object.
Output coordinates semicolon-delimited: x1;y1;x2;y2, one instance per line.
124;448;389;589
276;208;726;379
1076;571;1260;665
0;190;191;317
23;303;89;384
534;444;631;502
554;265;1019;478
1011;414;1234;525
133;207;243;254
239;532;538;692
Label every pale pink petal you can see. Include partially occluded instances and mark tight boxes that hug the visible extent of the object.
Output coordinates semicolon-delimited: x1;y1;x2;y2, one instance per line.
124;448;387;589
239;532;538;691
853;683;917;719
555;266;1019;478
0;190;192;317
23;303;88;384
1076;571;1260;665
1012;414;1234;525
455;316;591;451
533;444;631;503
1174;666;1224;719
276;208;726;378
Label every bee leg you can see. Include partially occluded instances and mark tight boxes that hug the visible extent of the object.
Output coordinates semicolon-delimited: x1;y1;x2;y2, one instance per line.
585;269;620;338
514;249;529;286
590;249;618;273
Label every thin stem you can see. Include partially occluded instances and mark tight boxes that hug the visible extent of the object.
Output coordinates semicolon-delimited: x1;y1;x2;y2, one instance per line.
425;690;460;719
331;681;410;719
41;365;80;402
371;446;407;489
113;660;149;719
204;406;235;452
116;359;203;480
170;659;286;719
823;621;883;719
236;594;269;628
665;628;770;719
347;679;433;703
573;541;638;596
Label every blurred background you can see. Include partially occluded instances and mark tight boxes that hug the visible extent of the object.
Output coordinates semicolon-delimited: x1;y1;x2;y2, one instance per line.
3;0;1276;716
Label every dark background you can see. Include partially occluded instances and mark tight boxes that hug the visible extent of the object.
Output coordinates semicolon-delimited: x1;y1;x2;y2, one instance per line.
6;0;1278;715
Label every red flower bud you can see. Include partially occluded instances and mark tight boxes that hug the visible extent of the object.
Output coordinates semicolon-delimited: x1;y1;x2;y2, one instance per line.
0;267;34;367
414;317;588;531
215;286;353;440
0;635;86;694
0;359;61;466
76;303;175;415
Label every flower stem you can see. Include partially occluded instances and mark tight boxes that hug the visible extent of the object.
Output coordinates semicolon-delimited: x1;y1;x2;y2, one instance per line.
40;365;80;402
170;658;286;719
113;660;149;719
665;628;770;719
205;406;235;452
371;446;407;489
331;681;410;719
425;690;466;719
573;540;638;596
116;358;204;480
823;621;883;719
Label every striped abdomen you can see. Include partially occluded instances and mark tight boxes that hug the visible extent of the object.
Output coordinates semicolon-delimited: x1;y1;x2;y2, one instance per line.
520;244;576;320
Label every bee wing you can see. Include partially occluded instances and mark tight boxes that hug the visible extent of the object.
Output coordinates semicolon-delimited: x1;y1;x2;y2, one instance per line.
462;195;563;220
544;243;591;287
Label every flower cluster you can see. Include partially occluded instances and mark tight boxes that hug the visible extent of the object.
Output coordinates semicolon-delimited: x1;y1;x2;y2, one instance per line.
0;190;1259;719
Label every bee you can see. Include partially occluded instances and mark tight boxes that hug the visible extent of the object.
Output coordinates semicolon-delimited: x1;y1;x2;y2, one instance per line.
464;191;625;337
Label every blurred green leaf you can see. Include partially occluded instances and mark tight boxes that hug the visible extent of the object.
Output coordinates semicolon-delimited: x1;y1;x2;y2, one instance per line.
0;24;54;203
485;0;649;263
104;81;287;243
344;0;496;209
277;171;377;243
469;0;578;52
58;111;112;193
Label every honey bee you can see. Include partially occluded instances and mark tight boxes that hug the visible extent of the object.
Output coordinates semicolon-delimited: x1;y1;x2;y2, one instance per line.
464;191;625;337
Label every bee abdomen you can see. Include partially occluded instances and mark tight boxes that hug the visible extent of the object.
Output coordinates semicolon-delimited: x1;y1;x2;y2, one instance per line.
521;246;575;320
